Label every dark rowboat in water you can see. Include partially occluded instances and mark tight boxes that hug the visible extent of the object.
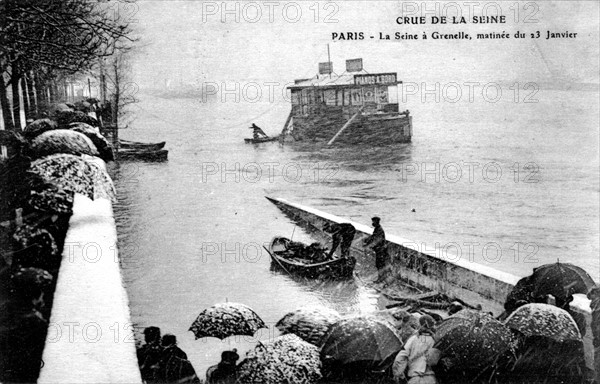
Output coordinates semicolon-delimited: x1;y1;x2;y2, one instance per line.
244;136;279;144
119;139;166;150
118;148;168;162
267;237;355;279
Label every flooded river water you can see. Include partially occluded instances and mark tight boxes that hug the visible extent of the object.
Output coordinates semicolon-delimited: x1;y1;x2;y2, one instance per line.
112;89;598;378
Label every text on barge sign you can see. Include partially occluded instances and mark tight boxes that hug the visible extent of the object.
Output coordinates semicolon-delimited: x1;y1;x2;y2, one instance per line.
354;73;397;85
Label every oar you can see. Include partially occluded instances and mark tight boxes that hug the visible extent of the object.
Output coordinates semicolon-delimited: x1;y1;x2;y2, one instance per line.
263;246;291;275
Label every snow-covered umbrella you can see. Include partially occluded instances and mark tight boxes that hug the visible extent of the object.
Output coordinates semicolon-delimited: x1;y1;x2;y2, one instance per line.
28;183;75;214
237;334;322;384
12;224;59;270
23;119;58;139
434;310;515;369
30;129;99;158
531;262;596;299
29;154;116;202
55;110;100;128
504;303;581;342
189;302;266;340
320;316;403;368
275;305;341;346
69;123;114;162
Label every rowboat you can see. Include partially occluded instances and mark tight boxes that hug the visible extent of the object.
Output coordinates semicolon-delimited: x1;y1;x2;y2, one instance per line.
119;139;166;150
267;236;356;279
244;136;279;144
118;148;168;162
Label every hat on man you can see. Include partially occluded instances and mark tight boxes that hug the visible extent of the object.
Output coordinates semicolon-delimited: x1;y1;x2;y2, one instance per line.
419;314;436;332
371;217;381;223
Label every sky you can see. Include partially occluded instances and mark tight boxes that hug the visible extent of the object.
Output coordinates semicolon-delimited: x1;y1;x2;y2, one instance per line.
128;0;599;89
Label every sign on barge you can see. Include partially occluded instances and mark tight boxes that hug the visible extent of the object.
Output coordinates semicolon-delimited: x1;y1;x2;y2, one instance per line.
281;58;413;145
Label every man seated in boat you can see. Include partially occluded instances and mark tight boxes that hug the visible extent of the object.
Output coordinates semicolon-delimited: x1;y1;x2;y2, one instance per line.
250;123;269;140
323;222;356;259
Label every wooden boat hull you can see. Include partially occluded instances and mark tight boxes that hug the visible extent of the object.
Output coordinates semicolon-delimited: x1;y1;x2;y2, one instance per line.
268;237;356;279
244;136;279;144
119;140;166;150
282;110;412;145
118;149;168;162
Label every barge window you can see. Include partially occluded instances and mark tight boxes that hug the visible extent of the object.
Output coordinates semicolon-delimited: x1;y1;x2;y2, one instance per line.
350;88;363;105
315;90;324;104
307;89;314;105
343;89;351;106
376;86;388;104
324;89;336;106
301;89;309;105
363;87;375;103
337;89;343;106
291;90;300;105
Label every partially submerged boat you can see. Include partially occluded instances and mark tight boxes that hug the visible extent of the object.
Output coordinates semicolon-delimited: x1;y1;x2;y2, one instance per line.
244;136;279;144
118;148;168;162
119;139;166;150
267;236;356;279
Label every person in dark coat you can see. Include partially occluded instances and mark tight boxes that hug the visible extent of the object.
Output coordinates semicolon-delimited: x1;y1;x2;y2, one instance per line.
137;326;163;383
250;123;268;140
158;334;200;383
323;222;356;259
0;272;49;383
206;349;239;384
363;217;390;282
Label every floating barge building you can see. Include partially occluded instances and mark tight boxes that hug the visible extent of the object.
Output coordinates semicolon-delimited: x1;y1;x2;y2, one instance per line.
281;58;413;145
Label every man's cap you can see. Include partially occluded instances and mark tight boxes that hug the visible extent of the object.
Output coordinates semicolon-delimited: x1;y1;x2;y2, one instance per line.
419;314;435;330
371;217;381;222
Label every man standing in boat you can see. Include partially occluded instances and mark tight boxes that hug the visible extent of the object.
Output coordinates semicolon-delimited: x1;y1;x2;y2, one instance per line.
323;222;356;259
250;123;268;140
363;217;390;283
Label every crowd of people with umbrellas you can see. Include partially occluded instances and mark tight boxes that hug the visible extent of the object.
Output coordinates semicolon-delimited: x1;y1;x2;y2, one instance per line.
1;102;599;384
0;105;116;382
135;264;599;384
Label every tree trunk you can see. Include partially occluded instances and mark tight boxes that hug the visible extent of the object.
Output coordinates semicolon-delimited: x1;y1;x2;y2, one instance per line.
48;79;57;105
0;75;15;131
34;72;48;118
113;60;119;143
21;77;31;122
25;71;37;117
11;73;22;131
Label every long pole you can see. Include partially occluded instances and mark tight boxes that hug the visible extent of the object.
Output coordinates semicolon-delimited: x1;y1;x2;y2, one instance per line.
327;44;331;78
327;106;364;146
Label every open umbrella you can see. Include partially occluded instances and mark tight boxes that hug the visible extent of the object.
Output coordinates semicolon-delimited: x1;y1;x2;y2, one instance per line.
189;302;266;340
504;303;581;342
237;334;322;384
275;305;341;346
12;224;59;270
320;316;403;369
434;310;515;369
23;119;58;139
30;129;99;158
69;123;114;162
29;154;116;202
531;262;596;300
55;110;100;128
28;183;75;214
